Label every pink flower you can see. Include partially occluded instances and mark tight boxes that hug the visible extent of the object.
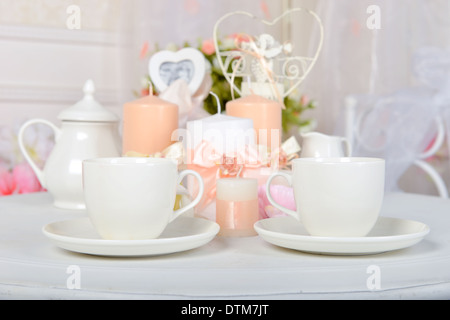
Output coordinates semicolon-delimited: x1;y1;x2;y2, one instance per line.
258;184;296;219
260;0;271;20
139;41;149;60
201;39;215;55
300;95;309;105
184;0;200;15
12;163;44;194
0;164;15;195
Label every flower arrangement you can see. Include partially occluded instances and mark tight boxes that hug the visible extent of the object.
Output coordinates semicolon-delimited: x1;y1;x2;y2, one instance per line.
136;35;316;135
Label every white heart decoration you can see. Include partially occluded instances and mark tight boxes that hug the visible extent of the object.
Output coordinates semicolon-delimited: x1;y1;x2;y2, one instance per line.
149;47;206;94
213;8;324;98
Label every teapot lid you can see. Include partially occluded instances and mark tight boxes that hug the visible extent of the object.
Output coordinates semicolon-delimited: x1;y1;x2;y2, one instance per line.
57;80;119;122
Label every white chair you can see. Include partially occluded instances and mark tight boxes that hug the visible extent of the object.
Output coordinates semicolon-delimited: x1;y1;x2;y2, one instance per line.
345;96;448;198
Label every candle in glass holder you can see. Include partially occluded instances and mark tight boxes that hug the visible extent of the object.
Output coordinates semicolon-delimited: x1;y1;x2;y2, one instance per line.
226;93;282;149
122;93;178;156
216;177;258;237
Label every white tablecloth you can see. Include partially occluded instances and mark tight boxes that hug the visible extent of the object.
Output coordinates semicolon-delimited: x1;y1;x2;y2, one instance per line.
0;192;449;300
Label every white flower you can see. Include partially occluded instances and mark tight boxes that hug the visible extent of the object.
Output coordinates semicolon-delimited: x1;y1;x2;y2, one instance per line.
0;126;15;168
220;37;235;51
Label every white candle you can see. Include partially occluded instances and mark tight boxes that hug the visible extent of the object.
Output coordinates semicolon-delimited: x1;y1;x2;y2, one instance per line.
216;178;258;201
216;178;259;237
185;92;256;221
186;92;255;155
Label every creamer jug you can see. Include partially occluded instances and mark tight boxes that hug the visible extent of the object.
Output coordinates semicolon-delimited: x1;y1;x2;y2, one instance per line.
300;132;352;158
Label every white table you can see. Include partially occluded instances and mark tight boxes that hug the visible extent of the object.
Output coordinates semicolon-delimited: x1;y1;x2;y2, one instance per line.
0;192;449;300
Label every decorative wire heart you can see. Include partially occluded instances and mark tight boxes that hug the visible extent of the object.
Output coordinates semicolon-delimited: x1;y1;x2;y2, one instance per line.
213;8;324;98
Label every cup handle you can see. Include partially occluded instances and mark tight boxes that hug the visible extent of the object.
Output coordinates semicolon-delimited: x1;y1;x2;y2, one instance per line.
17;119;61;188
342;137;352;156
266;171;299;221
169;170;204;222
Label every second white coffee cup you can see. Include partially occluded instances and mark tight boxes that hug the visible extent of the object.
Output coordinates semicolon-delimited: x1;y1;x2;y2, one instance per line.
266;157;385;237
82;157;204;240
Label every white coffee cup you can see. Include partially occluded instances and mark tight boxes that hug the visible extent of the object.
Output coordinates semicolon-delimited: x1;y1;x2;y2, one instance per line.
82;157;204;240
266;157;385;237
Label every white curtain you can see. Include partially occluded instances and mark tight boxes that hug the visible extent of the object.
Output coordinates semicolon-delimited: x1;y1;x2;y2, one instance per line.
294;0;449;132
292;0;450;194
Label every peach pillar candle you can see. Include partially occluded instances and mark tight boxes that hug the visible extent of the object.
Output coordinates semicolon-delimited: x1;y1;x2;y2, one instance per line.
122;94;178;156
226;94;282;149
216;177;258;237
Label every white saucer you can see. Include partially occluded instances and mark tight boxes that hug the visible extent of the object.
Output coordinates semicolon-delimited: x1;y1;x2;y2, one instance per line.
254;216;430;255
43;217;220;257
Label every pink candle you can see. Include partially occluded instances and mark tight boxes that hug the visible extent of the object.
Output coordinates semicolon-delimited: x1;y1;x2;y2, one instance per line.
122;94;178;156
226;94;282;149
216;178;258;237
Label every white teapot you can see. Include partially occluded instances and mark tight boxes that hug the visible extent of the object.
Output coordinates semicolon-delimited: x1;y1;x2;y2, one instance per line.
300;131;352;158
18;80;121;210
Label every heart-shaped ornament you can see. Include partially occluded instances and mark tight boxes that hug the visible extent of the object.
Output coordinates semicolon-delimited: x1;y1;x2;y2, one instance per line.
213;8;324;98
149;47;206;94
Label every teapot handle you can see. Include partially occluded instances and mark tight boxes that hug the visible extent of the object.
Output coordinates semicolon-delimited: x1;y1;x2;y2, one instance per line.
18;119;61;188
